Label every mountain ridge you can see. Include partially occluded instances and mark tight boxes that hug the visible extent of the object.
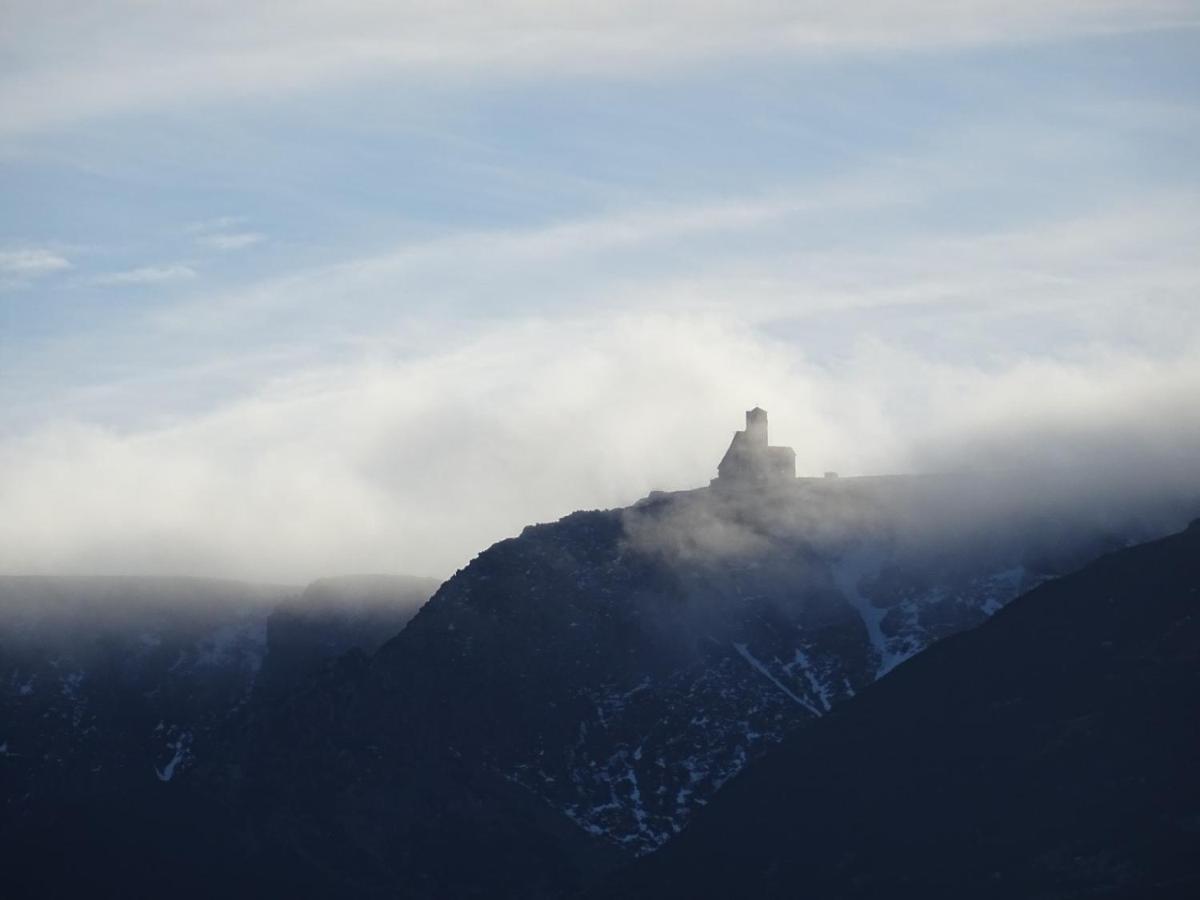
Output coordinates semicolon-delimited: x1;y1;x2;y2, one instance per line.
3;475;1195;897
599;518;1200;898
226;471;1193;896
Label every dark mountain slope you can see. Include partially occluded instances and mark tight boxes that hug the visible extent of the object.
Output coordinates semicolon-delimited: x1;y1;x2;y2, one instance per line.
225;476;1192;896
0;573;437;899
602;520;1200;899
3;478;1192;898
254;573;438;699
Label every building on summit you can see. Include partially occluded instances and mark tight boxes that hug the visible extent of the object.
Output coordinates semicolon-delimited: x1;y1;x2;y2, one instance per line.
714;407;796;484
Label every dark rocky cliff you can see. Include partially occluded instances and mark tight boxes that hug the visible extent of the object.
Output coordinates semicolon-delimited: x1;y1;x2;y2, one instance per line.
228;475;1187;896
602;519;1200;899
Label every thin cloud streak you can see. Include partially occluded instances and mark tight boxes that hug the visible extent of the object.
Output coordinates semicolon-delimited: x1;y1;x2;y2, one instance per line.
149;185;1200;344
0;248;72;286
151;176;924;333
87;265;198;287
197;232;265;252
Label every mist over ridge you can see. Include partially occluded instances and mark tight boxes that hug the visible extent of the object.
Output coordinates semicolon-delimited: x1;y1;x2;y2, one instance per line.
2;315;1197;583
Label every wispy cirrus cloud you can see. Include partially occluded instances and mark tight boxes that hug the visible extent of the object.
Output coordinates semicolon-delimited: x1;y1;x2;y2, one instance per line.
185;216;265;252
185;216;247;233
0;247;72;285
150;175;920;333
1;1;1195;135
197;232;265;252
87;264;197;287
143;177;1199;352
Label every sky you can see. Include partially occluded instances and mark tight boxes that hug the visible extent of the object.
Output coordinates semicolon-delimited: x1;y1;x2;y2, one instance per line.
1;1;1199;582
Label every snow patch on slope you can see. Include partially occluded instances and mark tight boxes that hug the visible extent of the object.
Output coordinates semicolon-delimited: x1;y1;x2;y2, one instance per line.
154;730;193;782
832;546;904;677
785;648;833;712
733;643;822;715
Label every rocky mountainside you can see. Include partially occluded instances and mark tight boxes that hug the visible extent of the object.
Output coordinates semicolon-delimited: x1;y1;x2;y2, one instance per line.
2;475;1193;898
0;572;435;891
224;473;1192;896
367;476;1184;852
255;574;441;699
1;577;289;796
602;519;1200;899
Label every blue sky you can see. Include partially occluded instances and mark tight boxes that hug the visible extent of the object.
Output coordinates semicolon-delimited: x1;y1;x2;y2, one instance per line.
2;2;1199;580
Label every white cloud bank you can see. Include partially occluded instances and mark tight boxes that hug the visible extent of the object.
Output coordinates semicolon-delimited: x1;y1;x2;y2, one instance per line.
2;313;1197;583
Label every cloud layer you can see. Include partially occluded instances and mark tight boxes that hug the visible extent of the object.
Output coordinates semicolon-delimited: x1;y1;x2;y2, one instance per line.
2;312;1197;582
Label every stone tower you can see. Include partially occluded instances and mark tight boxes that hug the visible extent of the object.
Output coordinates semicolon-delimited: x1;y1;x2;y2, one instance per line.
745;406;768;446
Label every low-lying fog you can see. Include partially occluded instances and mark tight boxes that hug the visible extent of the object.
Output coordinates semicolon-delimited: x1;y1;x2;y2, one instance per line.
2;315;1197;583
